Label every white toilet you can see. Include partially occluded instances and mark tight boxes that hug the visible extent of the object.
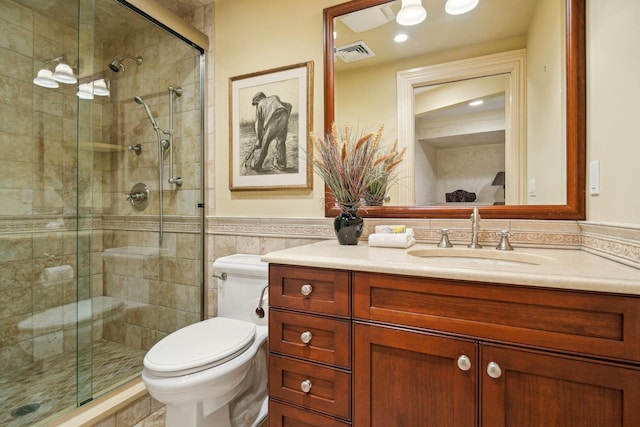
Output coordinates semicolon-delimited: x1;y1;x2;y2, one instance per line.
142;254;269;427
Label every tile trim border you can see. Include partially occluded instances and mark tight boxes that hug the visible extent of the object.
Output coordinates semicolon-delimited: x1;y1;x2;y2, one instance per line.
579;222;640;269
207;217;583;249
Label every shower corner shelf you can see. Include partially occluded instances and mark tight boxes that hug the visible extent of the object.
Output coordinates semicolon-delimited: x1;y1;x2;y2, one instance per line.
64;141;127;152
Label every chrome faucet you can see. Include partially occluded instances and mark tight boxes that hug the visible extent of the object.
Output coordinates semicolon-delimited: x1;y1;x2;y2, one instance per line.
468;207;482;249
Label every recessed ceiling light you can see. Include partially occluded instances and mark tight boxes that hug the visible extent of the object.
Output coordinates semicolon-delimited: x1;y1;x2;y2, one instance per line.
394;33;409;43
469;99;484;106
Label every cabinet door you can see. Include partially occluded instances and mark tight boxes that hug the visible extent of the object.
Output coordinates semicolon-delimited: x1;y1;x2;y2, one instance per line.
481;344;640;427
354;323;477;427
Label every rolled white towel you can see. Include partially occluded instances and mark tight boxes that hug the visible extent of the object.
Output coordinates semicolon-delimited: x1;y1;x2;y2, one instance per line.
375;225;408;234
368;232;416;248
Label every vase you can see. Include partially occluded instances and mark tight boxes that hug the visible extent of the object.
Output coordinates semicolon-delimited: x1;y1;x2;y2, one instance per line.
333;207;363;245
364;192;385;206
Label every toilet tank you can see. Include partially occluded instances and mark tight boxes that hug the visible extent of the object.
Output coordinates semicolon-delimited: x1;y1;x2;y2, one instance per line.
212;254;269;323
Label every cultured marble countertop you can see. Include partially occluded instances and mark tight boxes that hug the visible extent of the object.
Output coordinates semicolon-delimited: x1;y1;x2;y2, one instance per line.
262;240;640;295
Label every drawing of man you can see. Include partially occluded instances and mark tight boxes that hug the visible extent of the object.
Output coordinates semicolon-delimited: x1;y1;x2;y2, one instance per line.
250;92;292;172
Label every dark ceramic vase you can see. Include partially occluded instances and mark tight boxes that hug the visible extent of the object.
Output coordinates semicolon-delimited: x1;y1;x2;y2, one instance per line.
333;208;364;245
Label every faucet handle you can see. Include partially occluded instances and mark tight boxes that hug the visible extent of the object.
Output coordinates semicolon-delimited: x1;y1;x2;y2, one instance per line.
437;229;453;248
496;230;514;251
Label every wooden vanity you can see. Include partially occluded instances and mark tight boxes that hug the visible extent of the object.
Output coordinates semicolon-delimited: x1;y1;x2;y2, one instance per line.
264;242;640;426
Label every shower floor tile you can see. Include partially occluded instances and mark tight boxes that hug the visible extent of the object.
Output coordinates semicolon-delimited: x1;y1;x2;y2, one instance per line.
0;340;146;427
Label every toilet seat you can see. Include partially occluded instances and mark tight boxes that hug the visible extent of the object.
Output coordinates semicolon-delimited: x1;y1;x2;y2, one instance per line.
144;317;256;377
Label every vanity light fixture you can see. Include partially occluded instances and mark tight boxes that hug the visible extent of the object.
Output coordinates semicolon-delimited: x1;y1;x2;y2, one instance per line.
77;83;94;100
92;79;110;96
469;99;484;106
445;0;479;15
33;69;59;88
52;62;77;84
394;33;409;43
396;0;427;26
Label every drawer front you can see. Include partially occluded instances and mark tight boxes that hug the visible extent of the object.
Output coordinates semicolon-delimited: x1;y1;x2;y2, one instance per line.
354;271;640;363
270;309;351;368
269;400;351;427
269;355;351;420
269;264;350;317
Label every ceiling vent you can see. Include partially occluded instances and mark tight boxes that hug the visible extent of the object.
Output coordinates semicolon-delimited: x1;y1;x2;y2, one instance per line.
335;41;376;63
339;4;395;33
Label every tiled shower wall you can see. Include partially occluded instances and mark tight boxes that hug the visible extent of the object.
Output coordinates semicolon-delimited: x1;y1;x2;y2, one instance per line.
0;0;203;371
0;0;104;369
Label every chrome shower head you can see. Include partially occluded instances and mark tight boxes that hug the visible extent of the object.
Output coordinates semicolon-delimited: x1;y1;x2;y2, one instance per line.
108;55;143;73
134;96;159;131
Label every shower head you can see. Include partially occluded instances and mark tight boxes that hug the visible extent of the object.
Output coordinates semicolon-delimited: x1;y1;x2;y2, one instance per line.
134;96;159;131
108;55;143;73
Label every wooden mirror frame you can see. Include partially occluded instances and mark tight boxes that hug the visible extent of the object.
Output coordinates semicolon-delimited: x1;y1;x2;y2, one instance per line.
323;0;585;220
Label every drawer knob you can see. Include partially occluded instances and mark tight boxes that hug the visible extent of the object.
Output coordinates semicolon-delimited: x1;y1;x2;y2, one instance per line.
300;331;313;344
300;379;312;393
457;355;471;371
300;283;313;296
487;361;502;379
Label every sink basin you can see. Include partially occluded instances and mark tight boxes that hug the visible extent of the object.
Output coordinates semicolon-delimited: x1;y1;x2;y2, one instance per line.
407;247;555;267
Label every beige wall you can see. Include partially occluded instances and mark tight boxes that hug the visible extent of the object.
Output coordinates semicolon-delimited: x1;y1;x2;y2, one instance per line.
212;0;640;227
587;0;640;225
526;0;565;205
213;0;342;218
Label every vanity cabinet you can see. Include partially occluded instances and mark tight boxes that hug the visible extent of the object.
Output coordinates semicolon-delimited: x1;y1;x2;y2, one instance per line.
268;264;640;427
268;265;352;426
353;271;640;427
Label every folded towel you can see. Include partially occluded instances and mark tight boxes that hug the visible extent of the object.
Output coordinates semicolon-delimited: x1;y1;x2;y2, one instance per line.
368;232;416;248
375;225;408;234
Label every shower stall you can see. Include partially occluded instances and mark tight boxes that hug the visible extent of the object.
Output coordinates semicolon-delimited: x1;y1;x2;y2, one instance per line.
0;0;205;425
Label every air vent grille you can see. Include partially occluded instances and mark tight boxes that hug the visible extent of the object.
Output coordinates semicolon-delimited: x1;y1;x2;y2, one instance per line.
335;41;375;63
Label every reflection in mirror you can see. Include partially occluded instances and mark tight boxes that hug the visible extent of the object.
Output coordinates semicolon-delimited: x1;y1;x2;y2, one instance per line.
323;0;585;219
415;74;508;206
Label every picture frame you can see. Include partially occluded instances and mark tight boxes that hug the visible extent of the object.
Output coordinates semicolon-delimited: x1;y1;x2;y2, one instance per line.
229;61;314;191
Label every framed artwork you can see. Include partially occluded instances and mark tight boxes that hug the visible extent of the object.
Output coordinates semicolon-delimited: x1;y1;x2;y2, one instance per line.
229;61;314;191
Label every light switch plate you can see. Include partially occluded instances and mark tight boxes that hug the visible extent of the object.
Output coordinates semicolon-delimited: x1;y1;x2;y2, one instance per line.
589;160;600;195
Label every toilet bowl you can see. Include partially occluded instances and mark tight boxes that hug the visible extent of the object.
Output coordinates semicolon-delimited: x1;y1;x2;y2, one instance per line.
142;254;269;427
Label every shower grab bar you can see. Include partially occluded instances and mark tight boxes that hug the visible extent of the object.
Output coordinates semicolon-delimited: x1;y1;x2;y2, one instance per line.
156;126;164;244
168;86;183;186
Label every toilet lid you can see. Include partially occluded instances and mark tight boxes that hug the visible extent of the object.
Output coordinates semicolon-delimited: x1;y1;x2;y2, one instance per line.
143;317;256;377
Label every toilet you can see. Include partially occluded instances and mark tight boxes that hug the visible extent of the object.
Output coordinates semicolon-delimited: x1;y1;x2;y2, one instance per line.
142;254;269;427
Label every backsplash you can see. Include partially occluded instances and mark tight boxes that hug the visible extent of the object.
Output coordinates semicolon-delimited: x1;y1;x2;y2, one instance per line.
205;216;638;317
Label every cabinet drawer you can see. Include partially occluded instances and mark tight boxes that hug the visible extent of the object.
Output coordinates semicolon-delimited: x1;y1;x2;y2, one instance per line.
269;309;351;368
269;355;351;420
269;264;350;317
354;271;640;363
269;400;351;427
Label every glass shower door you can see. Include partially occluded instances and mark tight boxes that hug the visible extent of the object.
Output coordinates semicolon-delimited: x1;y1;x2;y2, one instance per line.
0;0;204;424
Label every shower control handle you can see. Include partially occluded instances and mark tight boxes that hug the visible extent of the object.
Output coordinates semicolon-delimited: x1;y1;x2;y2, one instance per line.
300;379;312;394
125;191;146;201
300;283;313;297
125;183;150;211
300;331;313;344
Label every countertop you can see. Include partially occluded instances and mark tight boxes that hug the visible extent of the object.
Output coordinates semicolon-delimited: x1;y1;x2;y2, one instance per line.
262;240;640;295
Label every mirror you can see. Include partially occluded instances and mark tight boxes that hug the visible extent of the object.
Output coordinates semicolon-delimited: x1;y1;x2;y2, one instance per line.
323;0;585;219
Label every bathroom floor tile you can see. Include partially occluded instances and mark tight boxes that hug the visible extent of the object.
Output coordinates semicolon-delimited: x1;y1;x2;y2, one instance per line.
0;340;145;427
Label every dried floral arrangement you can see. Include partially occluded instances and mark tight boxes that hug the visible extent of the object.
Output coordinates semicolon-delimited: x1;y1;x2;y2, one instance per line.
311;123;406;212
